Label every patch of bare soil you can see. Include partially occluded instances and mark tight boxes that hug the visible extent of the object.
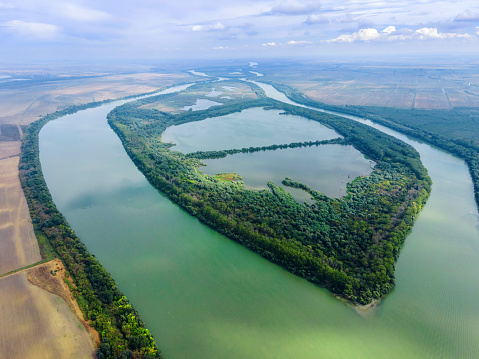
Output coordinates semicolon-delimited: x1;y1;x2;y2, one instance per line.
0;141;21;159
27;259;100;346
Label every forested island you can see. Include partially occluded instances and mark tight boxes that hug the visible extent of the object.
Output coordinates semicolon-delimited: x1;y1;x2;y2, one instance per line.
108;82;431;305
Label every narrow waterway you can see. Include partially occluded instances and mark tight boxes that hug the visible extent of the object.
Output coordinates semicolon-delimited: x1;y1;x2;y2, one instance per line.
39;82;479;358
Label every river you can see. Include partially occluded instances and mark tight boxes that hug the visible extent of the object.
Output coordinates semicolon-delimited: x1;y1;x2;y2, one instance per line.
39;82;479;358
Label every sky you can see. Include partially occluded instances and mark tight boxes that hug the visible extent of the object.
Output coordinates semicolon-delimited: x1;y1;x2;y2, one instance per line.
1;0;479;62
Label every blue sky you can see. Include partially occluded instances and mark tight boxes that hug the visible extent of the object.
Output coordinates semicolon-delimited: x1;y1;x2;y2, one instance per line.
1;0;479;62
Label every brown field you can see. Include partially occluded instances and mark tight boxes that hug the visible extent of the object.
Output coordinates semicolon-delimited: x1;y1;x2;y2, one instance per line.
0;141;21;159
0;262;96;359
0;151;41;275
0;72;189;126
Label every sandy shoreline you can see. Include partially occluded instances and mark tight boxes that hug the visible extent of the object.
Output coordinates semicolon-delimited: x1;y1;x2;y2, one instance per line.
335;295;381;316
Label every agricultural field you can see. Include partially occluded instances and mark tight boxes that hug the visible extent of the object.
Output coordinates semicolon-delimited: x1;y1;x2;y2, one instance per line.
255;61;479;109
0;260;96;359
0;71;190;126
0;146;41;275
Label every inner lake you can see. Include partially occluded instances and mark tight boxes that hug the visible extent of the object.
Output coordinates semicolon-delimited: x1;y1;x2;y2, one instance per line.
163;106;373;200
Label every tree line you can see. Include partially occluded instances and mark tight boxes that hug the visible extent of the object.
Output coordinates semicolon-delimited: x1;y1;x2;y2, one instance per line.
185;138;345;159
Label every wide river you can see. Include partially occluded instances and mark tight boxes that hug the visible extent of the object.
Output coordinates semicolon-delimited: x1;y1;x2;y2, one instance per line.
39;83;479;358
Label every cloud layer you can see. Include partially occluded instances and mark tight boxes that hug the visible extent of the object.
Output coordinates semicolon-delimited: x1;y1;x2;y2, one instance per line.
1;0;478;60
325;26;473;43
2;20;59;40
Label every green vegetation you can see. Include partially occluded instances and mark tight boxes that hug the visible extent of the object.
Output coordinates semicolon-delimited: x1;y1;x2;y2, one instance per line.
186;138;346;159
108;93;431;305
19;101;162;359
213;173;242;181
267;81;479;209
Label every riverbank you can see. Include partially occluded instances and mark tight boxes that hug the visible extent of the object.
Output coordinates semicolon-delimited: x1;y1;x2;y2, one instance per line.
20;97;163;359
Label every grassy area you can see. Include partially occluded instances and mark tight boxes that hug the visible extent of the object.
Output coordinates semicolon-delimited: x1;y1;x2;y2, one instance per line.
214;173;242;181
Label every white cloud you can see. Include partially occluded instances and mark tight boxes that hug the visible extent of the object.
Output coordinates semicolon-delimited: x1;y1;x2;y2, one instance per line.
3;0;479;60
415;28;442;39
287;40;313;45
269;0;321;15
326;28;380;43
325;26;473;44
355;28;381;41
192;22;225;32
2;20;59;40
382;26;396;35
59;4;111;22
416;27;471;39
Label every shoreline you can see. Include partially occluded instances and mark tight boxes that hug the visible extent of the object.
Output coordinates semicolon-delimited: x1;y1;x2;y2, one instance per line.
336;295;381;316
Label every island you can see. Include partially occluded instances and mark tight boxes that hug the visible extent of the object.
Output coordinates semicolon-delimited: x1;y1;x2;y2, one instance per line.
107;80;431;305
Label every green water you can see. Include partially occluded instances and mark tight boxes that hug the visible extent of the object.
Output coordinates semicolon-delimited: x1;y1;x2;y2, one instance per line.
202;144;372;199
39;84;479;358
162;107;339;153
164;106;372;200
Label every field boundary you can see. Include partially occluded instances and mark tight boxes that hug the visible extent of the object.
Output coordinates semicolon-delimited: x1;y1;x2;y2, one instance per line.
0;259;51;280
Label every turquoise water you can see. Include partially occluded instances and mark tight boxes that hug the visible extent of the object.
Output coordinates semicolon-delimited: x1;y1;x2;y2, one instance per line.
164;105;372;200
202;144;372;199
162;107;338;153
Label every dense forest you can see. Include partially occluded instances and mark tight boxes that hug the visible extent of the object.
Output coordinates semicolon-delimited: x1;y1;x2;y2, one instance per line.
267;81;479;209
19;101;162;359
108;92;431;305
